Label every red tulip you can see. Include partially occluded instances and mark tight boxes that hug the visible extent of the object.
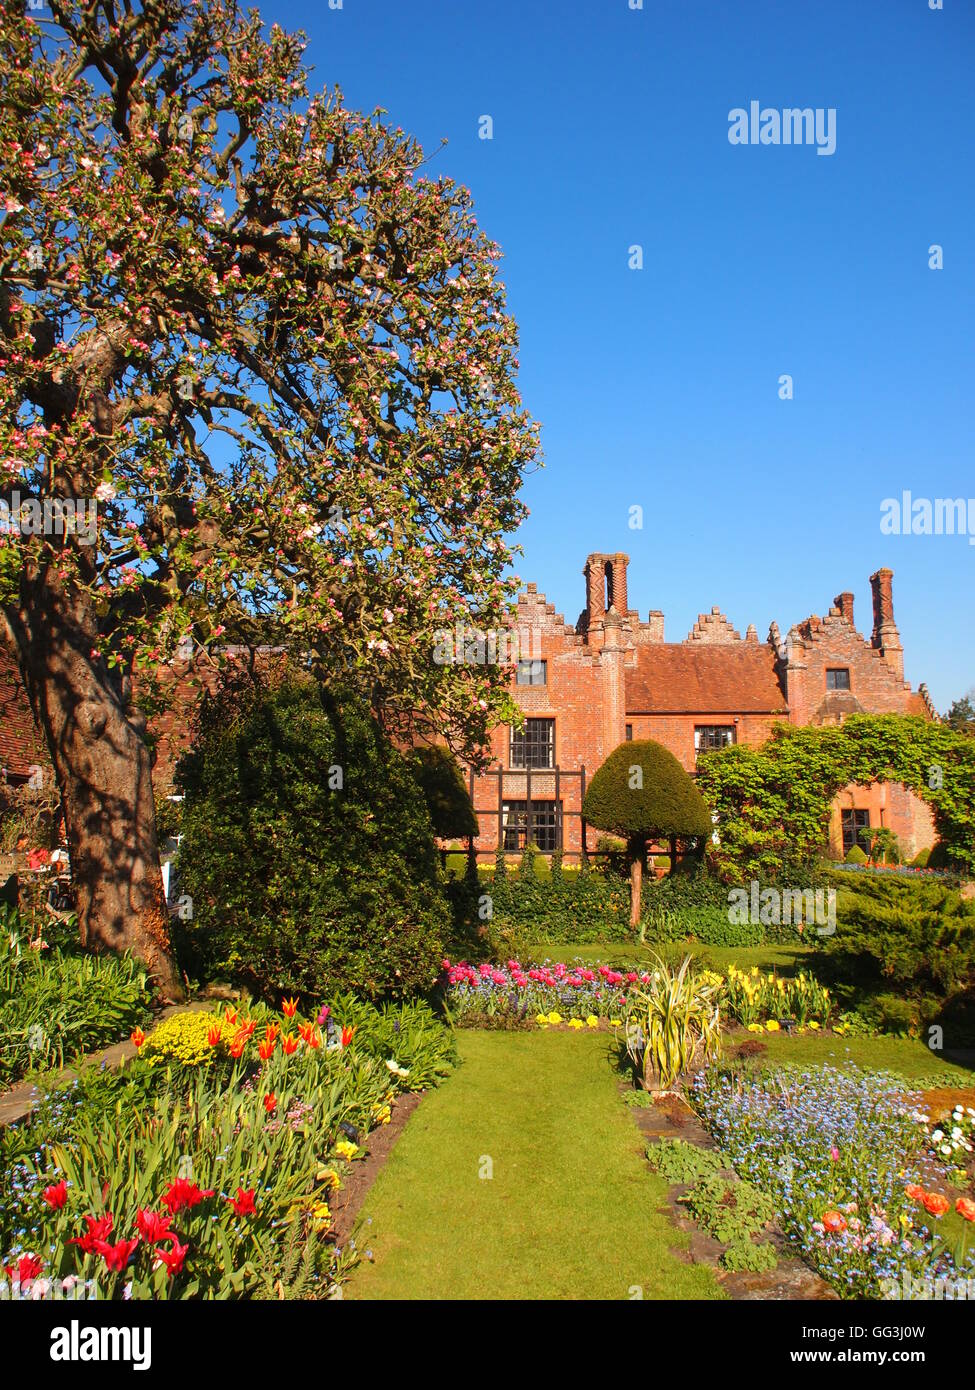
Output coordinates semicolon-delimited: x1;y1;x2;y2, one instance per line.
281;1033;299;1056
224;1006;238;1026
822;1210;847;1233
263;1093;277;1114
955;1197;975;1222
130;1026;147;1049
905;1183;925;1202
43;1180;68;1210
95;1237;140;1272
206;1024;222;1047
228;1187;257;1217
161;1178;214;1215
341;1025;355;1048
282;997;298;1018
135;1209;175;1244
69;1213;114;1253
157;1240;189;1279
6;1253;43;1284
258;1037;276;1062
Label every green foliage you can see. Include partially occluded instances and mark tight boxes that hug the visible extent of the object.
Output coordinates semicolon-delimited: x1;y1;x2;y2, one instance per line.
0;916;152;1088
623;954;723;1090
645;1137;723;1185
820;871;975;1017
912;847;932;868
697;714;975;880
679;1174;776;1244
410;747;478;840
583;740;712;845
481;864;634;948
176;678;448;1001
845;844;868;865
721;1237;779;1273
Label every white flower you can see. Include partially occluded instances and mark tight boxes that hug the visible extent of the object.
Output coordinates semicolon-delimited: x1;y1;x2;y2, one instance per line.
385;1058;409;1077
94;481;116;502
931;1129;944;1142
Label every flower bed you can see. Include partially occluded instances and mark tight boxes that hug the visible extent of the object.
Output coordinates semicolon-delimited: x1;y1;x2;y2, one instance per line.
0;914;152;1089
442;956;837;1035
442;957;637;1027
0;991;455;1300
692;1064;975;1298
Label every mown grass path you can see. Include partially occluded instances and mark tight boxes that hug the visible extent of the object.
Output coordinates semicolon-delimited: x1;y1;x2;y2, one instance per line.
347;1029;722;1301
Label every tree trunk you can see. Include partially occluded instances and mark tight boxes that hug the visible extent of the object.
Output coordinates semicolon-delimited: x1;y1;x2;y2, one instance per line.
5;573;182;1001
628;836;645;927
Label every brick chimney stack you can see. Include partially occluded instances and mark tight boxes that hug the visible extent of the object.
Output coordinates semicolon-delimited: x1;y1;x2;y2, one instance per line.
583;553;630;647
869;568;903;679
834;591;855;627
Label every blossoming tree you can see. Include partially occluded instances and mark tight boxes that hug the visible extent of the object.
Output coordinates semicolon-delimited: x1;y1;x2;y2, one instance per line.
0;0;538;996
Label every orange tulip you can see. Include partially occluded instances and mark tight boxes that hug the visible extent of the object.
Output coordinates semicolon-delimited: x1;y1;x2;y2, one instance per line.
130;1026;147;1049
229;1038;246;1059
282;1033;299;1056
264;1023;279;1043
224;1006;238;1026
955;1197;975;1222
922;1192;950;1218
341;1025;355;1048
258;1037;276;1062
306;1028;321;1050
822;1210;847;1233
263;1093;277;1114
206;1025;222;1047
904;1184;925;1202
282;997;298;1019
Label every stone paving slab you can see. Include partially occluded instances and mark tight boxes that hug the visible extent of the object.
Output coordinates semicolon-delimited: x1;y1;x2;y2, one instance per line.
0;1002;211;1128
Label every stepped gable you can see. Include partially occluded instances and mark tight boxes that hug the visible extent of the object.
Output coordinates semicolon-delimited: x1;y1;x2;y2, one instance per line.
625;642;788;714
514;582;579;640
686;606;741;644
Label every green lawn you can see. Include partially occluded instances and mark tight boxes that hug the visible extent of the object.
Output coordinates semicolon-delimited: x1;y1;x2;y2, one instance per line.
347;1030;723;1301
740;1029;975;1082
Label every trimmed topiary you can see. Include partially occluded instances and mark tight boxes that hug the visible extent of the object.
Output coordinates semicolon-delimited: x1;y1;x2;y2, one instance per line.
845;844;868;865
583;740;711;924
911;847;931;868
410;745;478;841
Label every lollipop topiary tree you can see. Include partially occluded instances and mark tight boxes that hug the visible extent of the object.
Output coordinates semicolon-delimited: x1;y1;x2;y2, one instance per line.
582;740;712;926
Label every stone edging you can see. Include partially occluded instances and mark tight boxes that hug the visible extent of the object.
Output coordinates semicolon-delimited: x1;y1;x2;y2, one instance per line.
626;1087;838;1300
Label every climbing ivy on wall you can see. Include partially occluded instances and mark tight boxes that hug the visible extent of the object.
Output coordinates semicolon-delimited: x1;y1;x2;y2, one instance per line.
695;715;975;882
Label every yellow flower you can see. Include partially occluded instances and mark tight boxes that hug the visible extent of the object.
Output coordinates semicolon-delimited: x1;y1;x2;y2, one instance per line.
547;1012;562;1025
585;1016;599;1028
765;1019;780;1032
808;1021;820;1031
535;1013;550;1025
316;1167;341;1190
568;1018;584;1029
609;1018;622;1027
334;1139;358;1160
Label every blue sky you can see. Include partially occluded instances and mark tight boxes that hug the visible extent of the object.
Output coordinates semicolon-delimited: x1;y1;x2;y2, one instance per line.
286;0;973;710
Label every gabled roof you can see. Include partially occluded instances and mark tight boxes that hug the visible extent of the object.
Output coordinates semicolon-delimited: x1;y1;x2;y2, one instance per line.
625;644;788;714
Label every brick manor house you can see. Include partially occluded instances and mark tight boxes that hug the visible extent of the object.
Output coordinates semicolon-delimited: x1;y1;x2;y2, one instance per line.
0;551;938;866
460;552;938;864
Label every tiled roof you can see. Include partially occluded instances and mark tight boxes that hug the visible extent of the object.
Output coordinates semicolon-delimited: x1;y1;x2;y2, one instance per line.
625;644;788;714
0;647;48;778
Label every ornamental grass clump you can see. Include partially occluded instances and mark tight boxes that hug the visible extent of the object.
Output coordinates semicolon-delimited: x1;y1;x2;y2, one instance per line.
693;1063;975;1298
624;954;722;1092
